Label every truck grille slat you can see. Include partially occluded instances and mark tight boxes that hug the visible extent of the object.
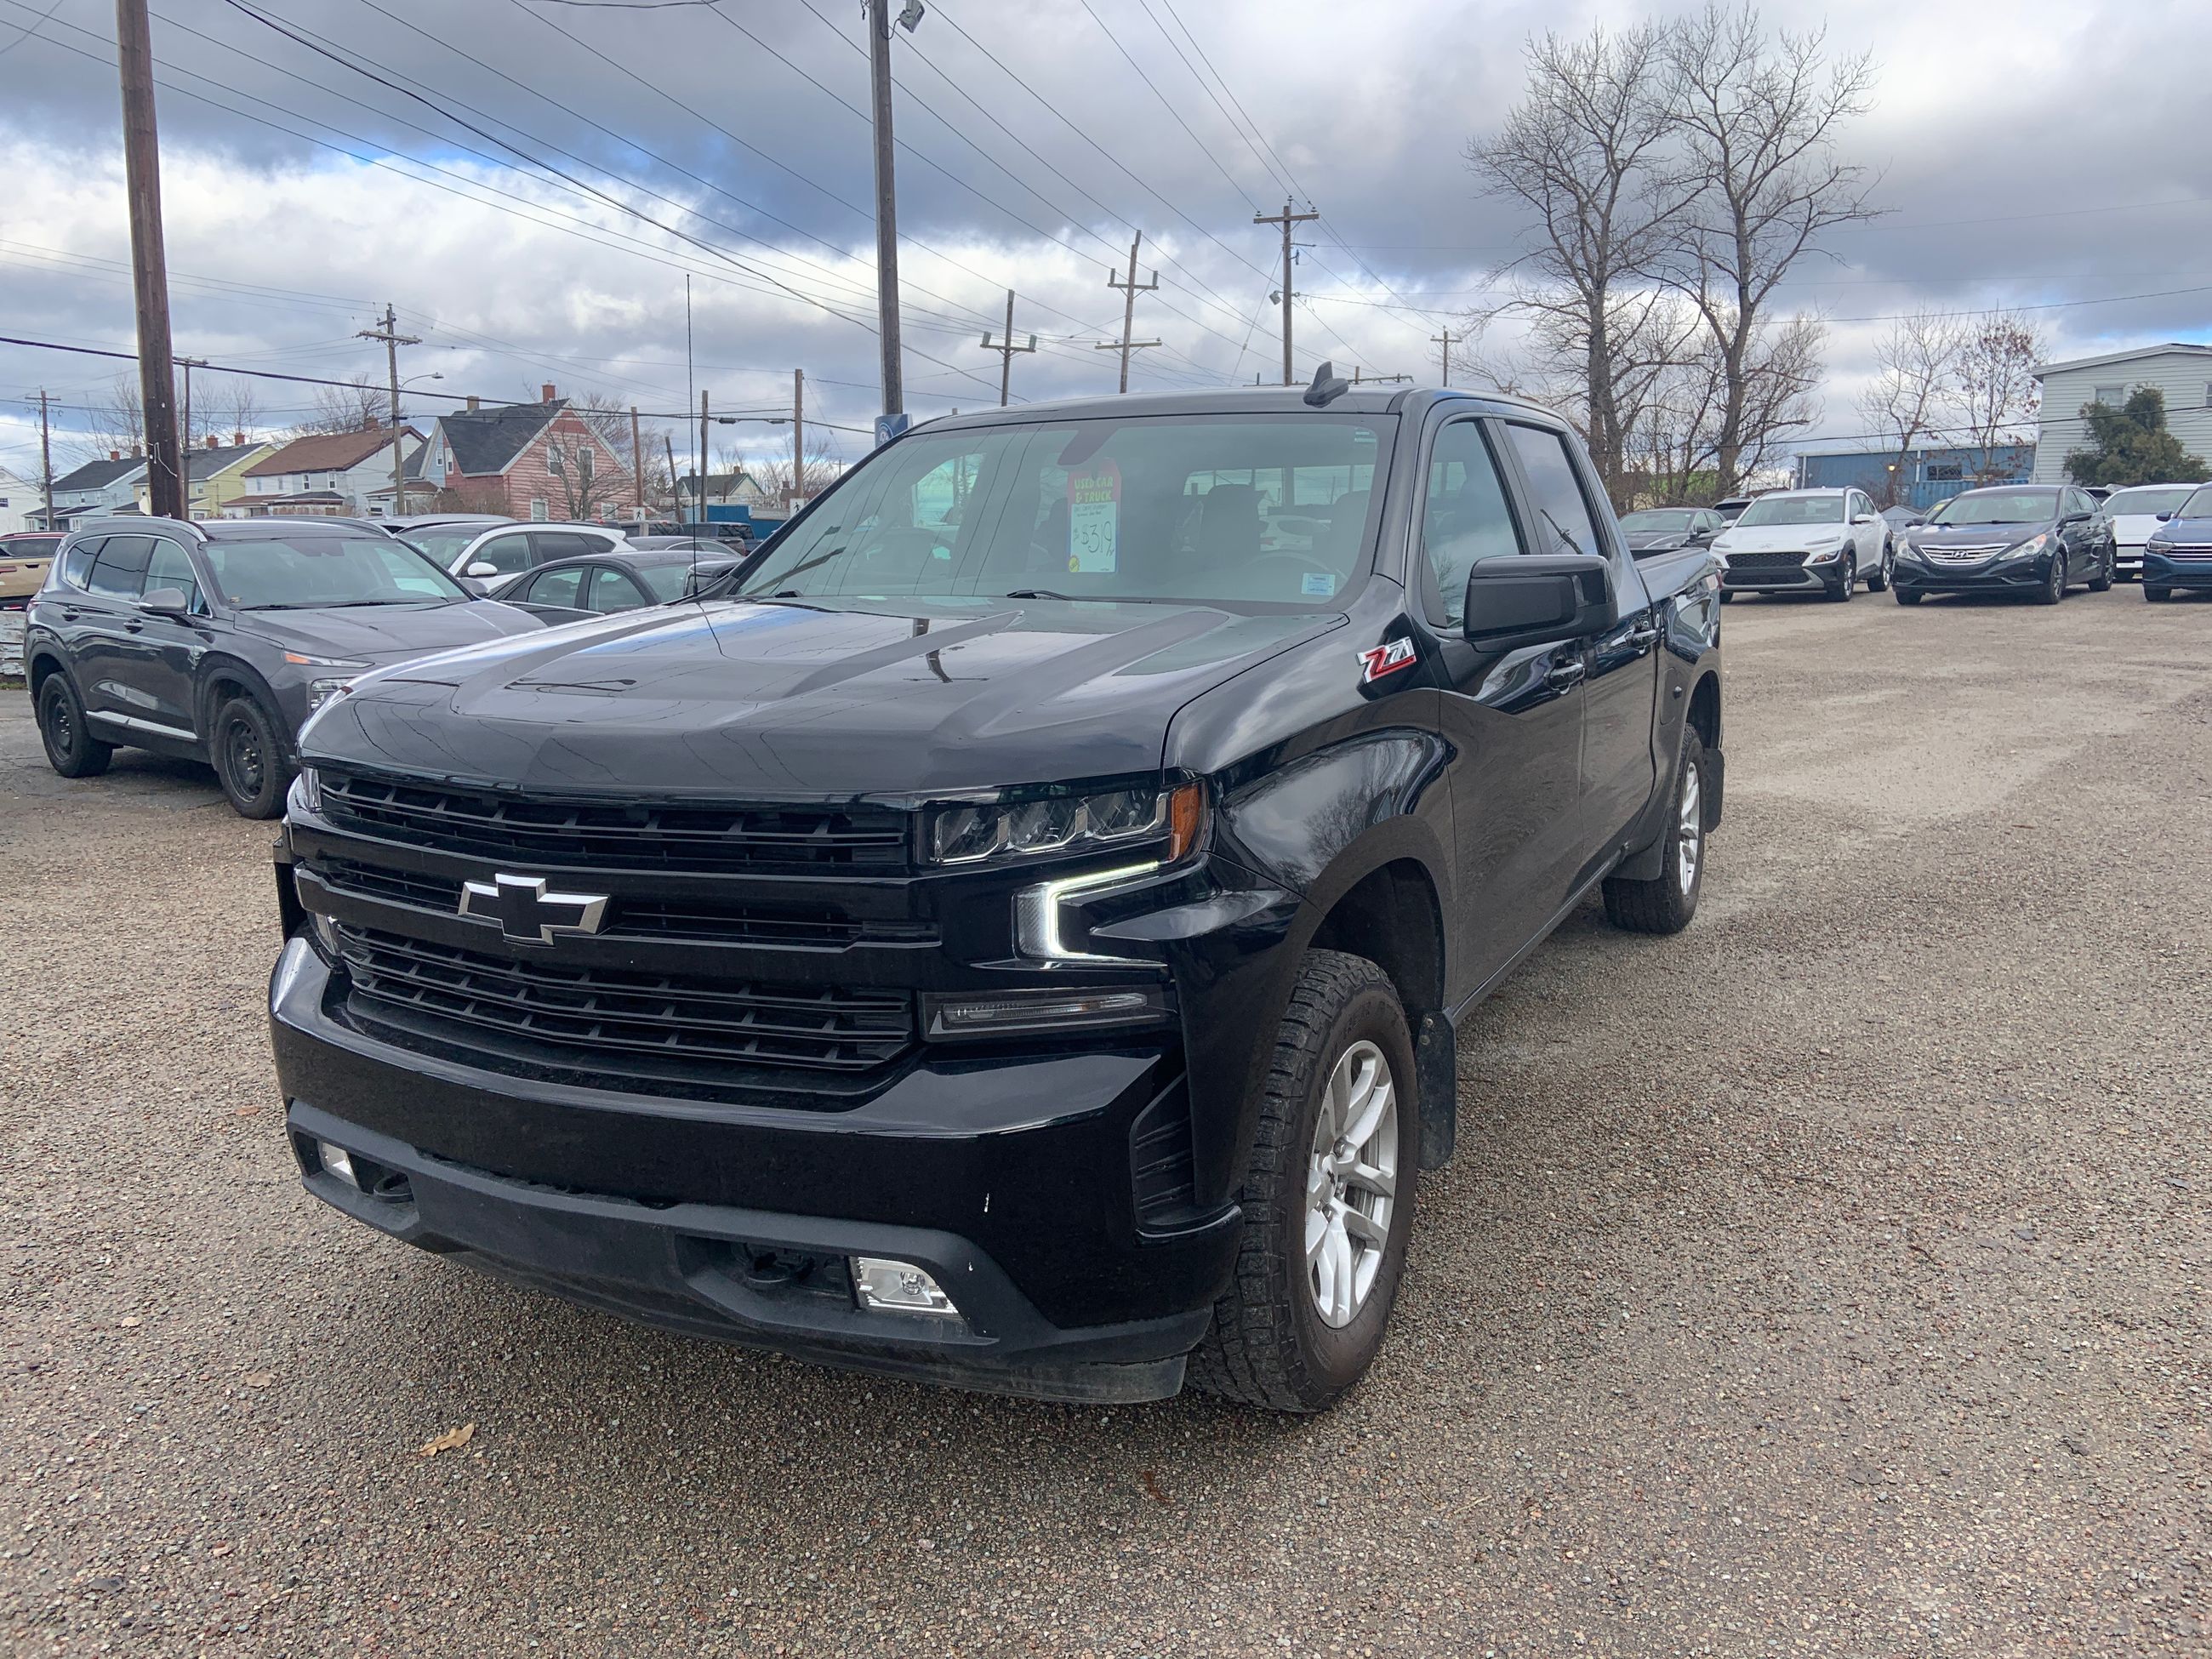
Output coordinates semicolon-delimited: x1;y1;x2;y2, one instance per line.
335;926;915;1073
319;772;912;874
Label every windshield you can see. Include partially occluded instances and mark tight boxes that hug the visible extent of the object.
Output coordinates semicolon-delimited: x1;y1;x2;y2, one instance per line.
2177;485;2212;519
201;535;467;608
736;414;1392;607
403;527;494;566
1620;510;1697;533
1733;495;1844;527
4;534;62;555
1927;488;2058;526
2105;485;2195;516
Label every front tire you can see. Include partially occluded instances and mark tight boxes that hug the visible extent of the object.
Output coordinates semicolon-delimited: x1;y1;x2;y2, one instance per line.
1603;728;1708;935
2145;584;2171;602
1867;539;1893;592
1828;555;1856;601
1718;589;1735;604
2032;550;2067;606
1188;950;1417;1413
212;694;292;819
36;673;113;778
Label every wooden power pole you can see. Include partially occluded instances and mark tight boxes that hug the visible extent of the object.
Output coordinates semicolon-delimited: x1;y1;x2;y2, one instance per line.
698;390;710;520
980;290;1035;407
1430;327;1459;388
1254;201;1320;386
790;369;806;510
35;390;55;533
630;405;643;518
1097;232;1160;394
865;0;921;418
116;0;182;519
357;304;420;516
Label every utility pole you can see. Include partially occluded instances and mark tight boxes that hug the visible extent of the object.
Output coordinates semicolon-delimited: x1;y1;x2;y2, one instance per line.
357;303;419;516
1430;327;1459;387
174;355;206;515
1351;368;1411;386
790;369;806;510
865;0;924;418
630;405;643;519
1096;232;1161;394
1254;201;1319;386
698;389;710;520
35;390;55;533
663;434;680;525
980;290;1036;408
116;0;182;519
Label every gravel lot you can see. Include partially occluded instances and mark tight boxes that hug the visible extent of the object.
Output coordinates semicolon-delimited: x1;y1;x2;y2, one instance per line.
3;586;2207;1656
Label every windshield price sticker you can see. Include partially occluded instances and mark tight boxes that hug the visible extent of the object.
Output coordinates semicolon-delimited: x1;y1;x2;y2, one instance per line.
1068;463;1121;574
1302;571;1337;597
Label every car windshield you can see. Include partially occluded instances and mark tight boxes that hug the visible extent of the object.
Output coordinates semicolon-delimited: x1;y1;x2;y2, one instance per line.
1927;488;2058;526
1732;495;1844;527
2176;485;2212;519
1620;510;1697;533
201;534;467;608
2105;485;2196;516
735;414;1393;607
403;527;495;566
5;534;62;555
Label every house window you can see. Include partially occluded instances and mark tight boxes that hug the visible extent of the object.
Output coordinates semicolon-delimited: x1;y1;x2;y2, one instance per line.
2203;381;2212;409
529;498;549;522
2093;384;2125;407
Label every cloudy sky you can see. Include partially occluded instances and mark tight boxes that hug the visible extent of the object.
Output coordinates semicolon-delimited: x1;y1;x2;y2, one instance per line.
3;0;2209;483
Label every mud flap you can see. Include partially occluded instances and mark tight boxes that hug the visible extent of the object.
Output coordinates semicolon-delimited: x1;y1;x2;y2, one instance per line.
1416;1011;1456;1170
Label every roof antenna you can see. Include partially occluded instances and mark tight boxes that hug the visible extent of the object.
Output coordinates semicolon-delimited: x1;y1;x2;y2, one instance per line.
1304;359;1351;407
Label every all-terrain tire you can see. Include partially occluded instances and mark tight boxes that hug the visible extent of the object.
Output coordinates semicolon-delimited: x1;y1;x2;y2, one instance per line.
1187;950;1418;1413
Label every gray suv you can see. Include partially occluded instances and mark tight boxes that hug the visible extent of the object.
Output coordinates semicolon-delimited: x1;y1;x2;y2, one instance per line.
24;516;544;818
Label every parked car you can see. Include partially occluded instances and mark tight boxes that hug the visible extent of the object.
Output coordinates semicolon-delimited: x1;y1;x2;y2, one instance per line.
379;515;512;570
1713;495;1758;523
1891;484;2115;605
24;516;544;818
268;379;1725;1412
2141;482;2212;601
0;531;62;608
1709;487;1890;601
1617;507;1725;555
487;548;742;620
2098;483;2200;580
441;522;632;580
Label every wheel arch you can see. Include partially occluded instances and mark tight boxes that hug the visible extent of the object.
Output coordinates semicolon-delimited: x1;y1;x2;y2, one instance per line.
194;654;292;756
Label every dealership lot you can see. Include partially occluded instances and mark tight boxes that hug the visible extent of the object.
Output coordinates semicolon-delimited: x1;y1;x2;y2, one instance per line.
3;589;2207;1655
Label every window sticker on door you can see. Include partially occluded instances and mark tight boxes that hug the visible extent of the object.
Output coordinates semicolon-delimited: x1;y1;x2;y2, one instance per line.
1067;462;1120;574
1301;570;1337;597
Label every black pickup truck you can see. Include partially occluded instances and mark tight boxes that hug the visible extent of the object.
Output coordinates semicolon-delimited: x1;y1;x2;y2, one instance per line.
267;378;1724;1412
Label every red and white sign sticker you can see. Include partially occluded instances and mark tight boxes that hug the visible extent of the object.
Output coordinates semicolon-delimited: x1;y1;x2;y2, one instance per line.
1358;636;1417;683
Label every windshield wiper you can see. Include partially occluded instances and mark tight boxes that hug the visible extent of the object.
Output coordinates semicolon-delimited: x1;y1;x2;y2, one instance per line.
1003;587;1078;600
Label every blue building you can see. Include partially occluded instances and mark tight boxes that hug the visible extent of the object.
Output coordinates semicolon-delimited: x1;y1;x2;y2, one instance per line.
1793;442;2034;512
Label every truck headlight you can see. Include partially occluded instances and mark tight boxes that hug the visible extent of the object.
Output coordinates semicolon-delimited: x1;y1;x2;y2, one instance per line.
926;779;1204;866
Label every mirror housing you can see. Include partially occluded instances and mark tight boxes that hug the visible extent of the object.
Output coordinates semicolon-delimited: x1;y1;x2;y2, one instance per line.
458;577;491;597
465;561;500;579
140;585;191;619
2156;511;2173;522
1463;553;1616;653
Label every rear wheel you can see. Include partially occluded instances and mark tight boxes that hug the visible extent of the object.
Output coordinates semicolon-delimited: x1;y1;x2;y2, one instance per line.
36;673;113;778
1188;950;1417;1413
212;694;292;819
2088;546;2113;592
1603;728;1707;935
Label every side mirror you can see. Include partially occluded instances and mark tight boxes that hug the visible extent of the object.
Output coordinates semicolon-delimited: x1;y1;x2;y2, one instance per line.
141;585;191;619
1463;554;1616;653
459;577;491;597
1850;512;1876;525
466;562;499;579
1686;526;1712;543
2156;511;2173;522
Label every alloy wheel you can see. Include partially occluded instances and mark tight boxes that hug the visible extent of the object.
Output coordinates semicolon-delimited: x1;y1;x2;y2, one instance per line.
1304;1040;1399;1330
1676;755;1703;894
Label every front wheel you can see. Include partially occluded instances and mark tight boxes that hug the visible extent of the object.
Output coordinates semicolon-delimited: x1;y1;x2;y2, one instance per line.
2088;547;2113;593
212;694;293;819
1827;556;1856;601
2145;584;2171;602
1188;950;1417;1413
2032;551;2067;606
1718;589;1735;604
1603;728;1708;935
1895;588;1924;605
1867;540;1894;592
36;673;114;778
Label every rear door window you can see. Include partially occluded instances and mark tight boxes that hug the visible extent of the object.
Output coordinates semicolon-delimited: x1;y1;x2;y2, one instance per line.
85;533;155;599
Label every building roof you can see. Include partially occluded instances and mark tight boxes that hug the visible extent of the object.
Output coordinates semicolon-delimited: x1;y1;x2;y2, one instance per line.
436;400;566;476
2032;342;2212;379
251;489;350;506
52;454;150;493
242;426;420;478
182;441;269;485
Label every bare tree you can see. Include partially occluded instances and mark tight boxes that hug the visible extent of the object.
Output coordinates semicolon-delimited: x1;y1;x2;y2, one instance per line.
1468;22;1693;510
208;376;265;447
1856;311;1963;505
545;430;627;521
77;374;146;462
1953;311;2045;480
756;434;842;509
296;373;384;436
1656;4;1882;494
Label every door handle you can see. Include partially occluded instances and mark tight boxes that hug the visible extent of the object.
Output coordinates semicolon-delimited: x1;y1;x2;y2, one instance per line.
1627;623;1662;647
1545;659;1587;691
124;619;146;633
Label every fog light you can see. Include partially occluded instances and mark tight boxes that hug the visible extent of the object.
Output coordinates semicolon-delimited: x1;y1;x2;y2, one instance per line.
923;985;1164;1039
316;1140;358;1189
850;1257;958;1318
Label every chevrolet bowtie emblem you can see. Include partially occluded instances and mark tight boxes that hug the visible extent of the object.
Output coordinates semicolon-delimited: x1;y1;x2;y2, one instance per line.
459;874;611;946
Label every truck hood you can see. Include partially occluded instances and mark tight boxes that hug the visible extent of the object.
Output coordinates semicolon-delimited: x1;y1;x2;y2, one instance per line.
232;599;544;665
302;596;1343;798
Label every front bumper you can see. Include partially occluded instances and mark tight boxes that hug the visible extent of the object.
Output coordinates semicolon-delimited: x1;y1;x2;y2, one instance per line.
1891;549;2053;595
1719;556;1849;596
271;938;1239;1403
2116;544;2146;575
2144;550;2212;590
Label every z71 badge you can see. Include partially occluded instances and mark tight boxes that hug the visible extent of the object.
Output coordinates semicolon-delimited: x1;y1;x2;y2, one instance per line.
1357;636;1418;683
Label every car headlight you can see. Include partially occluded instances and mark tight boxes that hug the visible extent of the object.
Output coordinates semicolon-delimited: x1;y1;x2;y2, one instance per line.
926;779;1205;867
2002;532;2052;561
305;676;360;712
2146;534;2172;553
